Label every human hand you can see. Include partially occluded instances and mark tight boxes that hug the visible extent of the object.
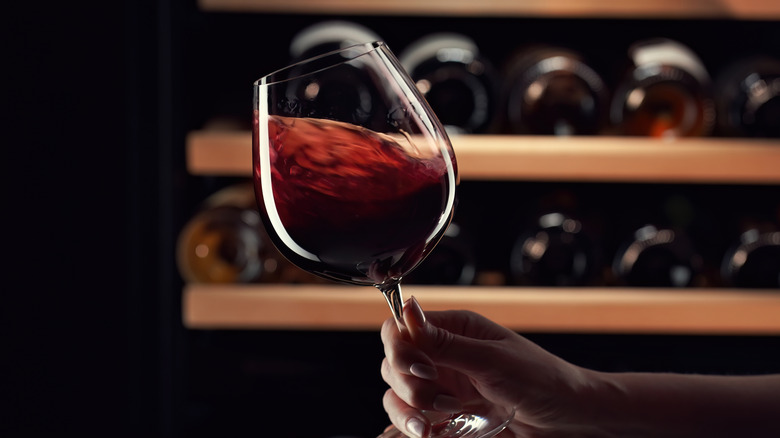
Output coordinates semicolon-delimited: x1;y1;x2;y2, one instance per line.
379;296;592;437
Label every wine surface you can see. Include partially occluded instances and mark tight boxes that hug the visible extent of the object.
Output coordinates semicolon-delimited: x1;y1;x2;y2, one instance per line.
254;115;455;286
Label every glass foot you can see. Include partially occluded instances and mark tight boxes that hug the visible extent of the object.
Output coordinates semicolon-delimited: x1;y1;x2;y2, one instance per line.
376;401;514;438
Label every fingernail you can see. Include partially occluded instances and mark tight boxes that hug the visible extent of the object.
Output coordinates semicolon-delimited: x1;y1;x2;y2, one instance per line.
406;417;426;437
433;394;463;413
407;296;426;327
409;362;438;381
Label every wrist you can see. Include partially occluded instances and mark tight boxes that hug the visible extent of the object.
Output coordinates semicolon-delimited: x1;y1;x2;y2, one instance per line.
532;367;628;438
509;365;621;438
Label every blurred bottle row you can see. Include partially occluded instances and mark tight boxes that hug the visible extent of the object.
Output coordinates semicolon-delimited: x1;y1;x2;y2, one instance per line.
177;183;780;290
258;20;779;139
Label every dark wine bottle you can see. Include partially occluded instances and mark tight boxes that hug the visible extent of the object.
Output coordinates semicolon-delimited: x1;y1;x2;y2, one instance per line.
721;225;780;289
509;212;598;286
610;38;715;138
285;22;385;128
399;33;498;134
404;222;476;285
612;224;702;287
502;45;608;135
714;55;780;138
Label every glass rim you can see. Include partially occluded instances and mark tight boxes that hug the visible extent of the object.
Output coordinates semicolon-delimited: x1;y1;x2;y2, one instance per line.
253;40;387;87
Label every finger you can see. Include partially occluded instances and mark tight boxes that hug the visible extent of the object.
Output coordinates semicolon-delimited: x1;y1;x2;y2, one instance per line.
380;316;398;344
423;309;512;342
382;313;438;381
402;296;427;342
380;357;437;406
382;388;430;438
381;358;463;414
406;304;510;379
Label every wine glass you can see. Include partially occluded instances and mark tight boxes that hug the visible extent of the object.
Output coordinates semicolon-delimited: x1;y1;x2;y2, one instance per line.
253;41;513;438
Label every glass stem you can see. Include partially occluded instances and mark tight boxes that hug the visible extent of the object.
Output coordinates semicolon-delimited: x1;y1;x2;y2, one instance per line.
377;282;406;331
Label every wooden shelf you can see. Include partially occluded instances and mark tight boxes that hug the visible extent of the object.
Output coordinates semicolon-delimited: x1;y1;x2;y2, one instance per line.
183;284;780;334
197;0;780;20
187;131;780;184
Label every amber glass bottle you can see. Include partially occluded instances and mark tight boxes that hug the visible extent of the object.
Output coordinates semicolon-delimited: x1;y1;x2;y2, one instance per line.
610;38;715;138
176;183;319;284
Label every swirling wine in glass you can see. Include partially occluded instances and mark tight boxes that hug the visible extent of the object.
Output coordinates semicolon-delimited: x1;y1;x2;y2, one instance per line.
253;42;512;438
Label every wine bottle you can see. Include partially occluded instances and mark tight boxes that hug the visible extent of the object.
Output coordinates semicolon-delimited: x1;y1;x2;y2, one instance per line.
714;55;780;138
721;225;780;289
404;222;476;285
610;38;715;138
289;20;382;61
176;183;317;284
285;21;384;127
611;224;702;287
509;212;598;286
501;45;608;135
399;33;499;134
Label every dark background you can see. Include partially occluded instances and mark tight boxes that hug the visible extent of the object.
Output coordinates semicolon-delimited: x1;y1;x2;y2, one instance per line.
8;0;168;435
7;1;779;437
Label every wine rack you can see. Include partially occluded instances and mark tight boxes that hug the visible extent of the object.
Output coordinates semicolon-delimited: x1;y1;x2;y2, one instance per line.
182;0;780;334
197;0;780;20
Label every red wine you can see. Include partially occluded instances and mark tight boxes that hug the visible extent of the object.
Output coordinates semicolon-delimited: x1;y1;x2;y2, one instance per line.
253;115;456;286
